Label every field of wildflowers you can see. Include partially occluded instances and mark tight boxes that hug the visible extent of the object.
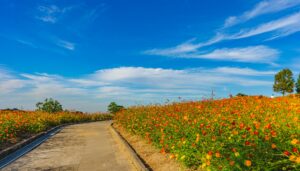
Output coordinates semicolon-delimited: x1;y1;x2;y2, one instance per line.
0;110;112;148
115;96;300;170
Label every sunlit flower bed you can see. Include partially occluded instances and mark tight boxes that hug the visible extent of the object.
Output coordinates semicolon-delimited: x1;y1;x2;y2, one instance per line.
0;110;112;146
115;96;300;170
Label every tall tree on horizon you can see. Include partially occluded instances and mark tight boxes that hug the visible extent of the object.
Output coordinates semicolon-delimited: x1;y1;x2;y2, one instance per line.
273;69;294;96
296;74;300;94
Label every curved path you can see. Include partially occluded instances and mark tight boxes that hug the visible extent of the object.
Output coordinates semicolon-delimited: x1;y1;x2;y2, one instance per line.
2;121;135;171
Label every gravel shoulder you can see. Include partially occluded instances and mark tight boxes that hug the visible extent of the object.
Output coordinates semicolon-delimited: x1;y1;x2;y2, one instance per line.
3;121;136;171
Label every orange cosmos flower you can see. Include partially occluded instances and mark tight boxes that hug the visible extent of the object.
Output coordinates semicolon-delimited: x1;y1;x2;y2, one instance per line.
206;160;211;166
289;155;296;161
183;115;188;121
169;154;175;159
244;160;251;167
296;157;300;164
291;139;298;145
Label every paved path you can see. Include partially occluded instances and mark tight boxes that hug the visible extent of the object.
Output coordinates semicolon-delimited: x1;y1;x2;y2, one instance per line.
3;121;136;171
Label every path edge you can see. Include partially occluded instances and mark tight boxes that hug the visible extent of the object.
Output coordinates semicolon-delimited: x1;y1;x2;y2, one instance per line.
109;123;149;171
0;125;62;160
0;121;105;160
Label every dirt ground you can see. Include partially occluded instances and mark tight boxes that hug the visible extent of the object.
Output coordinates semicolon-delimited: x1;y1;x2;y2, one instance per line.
3;121;136;171
114;124;188;171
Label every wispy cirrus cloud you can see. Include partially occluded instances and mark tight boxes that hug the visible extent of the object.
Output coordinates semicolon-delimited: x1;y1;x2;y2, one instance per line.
16;39;37;48
145;11;300;62
211;67;276;76
36;5;73;24
144;0;300;63
0;66;275;111
146;45;279;64
224;0;300;28
231;12;300;40
56;39;75;50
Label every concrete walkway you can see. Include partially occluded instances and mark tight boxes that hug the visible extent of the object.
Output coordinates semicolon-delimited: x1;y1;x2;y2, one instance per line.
3;121;136;171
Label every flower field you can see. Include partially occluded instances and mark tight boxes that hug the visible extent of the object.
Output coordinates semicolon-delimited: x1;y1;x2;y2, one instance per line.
0;110;112;148
115;96;300;170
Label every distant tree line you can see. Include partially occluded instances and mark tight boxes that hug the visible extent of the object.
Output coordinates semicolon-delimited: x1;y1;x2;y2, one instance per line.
35;98;125;115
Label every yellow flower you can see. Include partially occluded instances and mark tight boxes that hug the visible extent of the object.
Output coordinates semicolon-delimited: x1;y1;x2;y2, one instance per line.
291;139;298;145
196;134;200;143
201;163;206;168
180;155;186;160
234;152;240;157
206;154;212;160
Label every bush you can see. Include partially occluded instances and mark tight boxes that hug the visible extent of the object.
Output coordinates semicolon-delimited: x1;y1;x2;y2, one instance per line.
236;93;247;97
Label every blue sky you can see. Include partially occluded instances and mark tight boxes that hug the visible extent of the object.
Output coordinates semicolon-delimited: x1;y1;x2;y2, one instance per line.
0;0;300;112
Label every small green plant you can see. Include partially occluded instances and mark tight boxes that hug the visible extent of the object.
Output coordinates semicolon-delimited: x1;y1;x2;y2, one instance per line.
108;102;124;114
36;98;63;113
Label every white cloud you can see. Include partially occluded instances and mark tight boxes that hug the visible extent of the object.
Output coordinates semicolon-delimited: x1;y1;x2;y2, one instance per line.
0;69;26;94
189;46;279;63
0;66;275;112
212;67;276;76
224;0;300;28
56;40;75;50
37;16;57;23
94;67;183;82
0;79;25;94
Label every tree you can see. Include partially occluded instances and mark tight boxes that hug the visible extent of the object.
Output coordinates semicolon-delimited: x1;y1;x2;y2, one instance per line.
36;98;63;113
236;93;247;97
296;74;300;94
273;69;295;96
108;102;124;114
